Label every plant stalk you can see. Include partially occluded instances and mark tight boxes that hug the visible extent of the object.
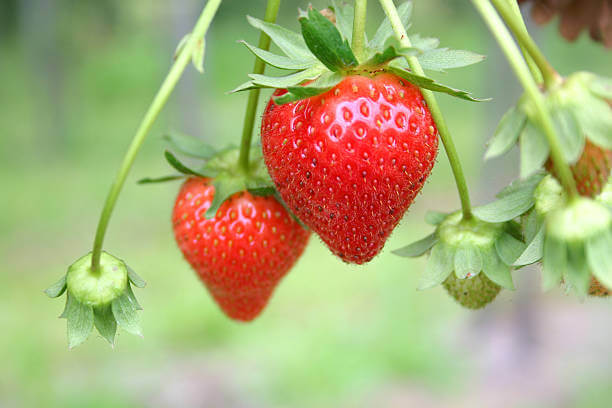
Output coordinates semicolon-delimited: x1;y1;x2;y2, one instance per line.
238;0;282;174
352;0;368;62
378;0;473;220
471;0;578;198
90;0;223;272
504;0;543;84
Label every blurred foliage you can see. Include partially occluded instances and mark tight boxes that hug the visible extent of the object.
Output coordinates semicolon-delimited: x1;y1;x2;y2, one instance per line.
1;0;611;407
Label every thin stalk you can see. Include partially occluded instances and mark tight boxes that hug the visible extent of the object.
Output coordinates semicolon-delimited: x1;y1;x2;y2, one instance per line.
352;0;368;62
491;0;560;88
91;0;223;272
238;0;282;174
505;0;543;84
378;0;473;220
471;0;578;198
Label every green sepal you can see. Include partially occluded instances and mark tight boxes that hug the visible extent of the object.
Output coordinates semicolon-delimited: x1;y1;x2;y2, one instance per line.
163;131;218;160
369;1;413;51
519;122;549;179
93;305;117;346
240;41;315;70
137;175;185;184
454;246;483;279
522;209;540;242
514;224;544;266
473;173;544;222
362;43;421;67
273;71;343;105
495;232;525;266
174;33;205;73
542;237;566;291
417;48;485;72
247;66;326;90
589;75;612;99
393;232;438;258
205;176;247;219
298;7;358;71
504;220;524;242
408;34;439;52
551;106;584;163
586;231;612;290
111;292;142;337
125;284;142;310
418;243;455;290
164;150;214;178
64;293;94;349
127;266;146;288
45;275;67;298
329;0;355;42
425;210;448;225
387;65;489;102
573;91;612;150
484;107;526;160
246;16;312;60
565;242;590;297
481;246;514;290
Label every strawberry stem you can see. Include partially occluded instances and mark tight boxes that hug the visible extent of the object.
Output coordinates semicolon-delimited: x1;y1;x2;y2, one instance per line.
351;0;368;63
471;0;579;199
378;0;474;220
491;0;560;89
90;0;223;273
238;0;282;174
504;0;543;84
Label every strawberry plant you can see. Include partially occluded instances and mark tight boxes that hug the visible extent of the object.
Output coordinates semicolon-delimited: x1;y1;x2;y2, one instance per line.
46;0;612;346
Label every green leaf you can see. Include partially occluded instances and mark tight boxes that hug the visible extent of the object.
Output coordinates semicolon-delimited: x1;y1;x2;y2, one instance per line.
589;75;612;99
473;174;543;222
542;237;566;291
417;48;485;72
514;224;544;266
163;131;217;159
484;107;526;160
240;41;315;70
574;94;612;149
93;305;117;346
127;266;146;288
408;34;440;51
565;243;590;297
454;246;483;279
586;231;612;290
164;151;209;178
64;294;94;349
125;284;142;311
249;66;326;89
247;16;312;60
299;8;358;71
192;36;205;73
387;66;489;102
230;80;258;93
111;292;142;336
551;107;584;163
393;233;438;258
520;122;550;179
174;33;190;60
522;208;540;242
137;175;185;184
363;44;420;67
482;247;515;290
370;1;413;50
330;0;354;43
425;210;448;225
205;177;246;219
274;71;343;104
495;232;526;266
44;275;67;298
418;243;455;290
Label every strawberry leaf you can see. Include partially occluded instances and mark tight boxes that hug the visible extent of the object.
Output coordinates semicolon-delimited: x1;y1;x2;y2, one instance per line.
205;176;246;219
273;71;343;105
474;174;543;222
425;211;448;225
363;43;421;67
111;292;142;337
454;246;483;279
417;48;485;72
551;107;584;163
298;7;358;71
44;274;67;298
519;122;549;179
495;232;525;266
542;237;566;291
418;243;455;290
586;231;612;290
329;0;355;43
514;224;544;266
589;75;612;99
127;265;146;288
137;175;185;184
481;247;514;290
240;41;315;70
163;131;218;159
247;16;312;60
248;65;326;89
573;93;612;150
93;305;117;346
164;151;211;178
485;107;526;160
64;294;94;349
369;1;413;51
565;243;590;297
408;34;440;52
393;233;438;258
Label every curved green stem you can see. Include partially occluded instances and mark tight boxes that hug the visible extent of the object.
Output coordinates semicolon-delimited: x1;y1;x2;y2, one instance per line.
491;0;560;88
238;0;282;174
471;0;578;198
351;0;368;62
90;0;223;272
378;0;473;220
505;0;543;84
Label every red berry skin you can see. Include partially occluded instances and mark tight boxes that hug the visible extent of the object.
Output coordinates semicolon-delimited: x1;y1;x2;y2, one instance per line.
172;178;310;321
261;73;439;264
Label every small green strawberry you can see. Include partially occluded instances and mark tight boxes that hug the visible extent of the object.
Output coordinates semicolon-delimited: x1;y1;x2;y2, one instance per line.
443;272;501;309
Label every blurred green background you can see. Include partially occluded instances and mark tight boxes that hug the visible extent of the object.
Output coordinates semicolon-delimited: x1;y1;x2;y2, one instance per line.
1;0;611;407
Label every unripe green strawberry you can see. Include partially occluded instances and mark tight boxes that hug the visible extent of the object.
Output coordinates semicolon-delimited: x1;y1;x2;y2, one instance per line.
443;272;501;309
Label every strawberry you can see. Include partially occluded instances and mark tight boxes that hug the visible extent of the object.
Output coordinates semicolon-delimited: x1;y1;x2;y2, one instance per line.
443;272;502;310
261;73;438;264
589;277;611;297
172;177;310;321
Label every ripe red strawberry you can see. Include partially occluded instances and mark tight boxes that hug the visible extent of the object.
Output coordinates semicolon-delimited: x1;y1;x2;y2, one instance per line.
172;177;310;321
261;73;438;264
546;140;612;197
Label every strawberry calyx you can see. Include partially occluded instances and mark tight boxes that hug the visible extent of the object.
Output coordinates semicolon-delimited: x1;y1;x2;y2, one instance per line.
44;251;145;348
139;131;277;219
232;1;486;104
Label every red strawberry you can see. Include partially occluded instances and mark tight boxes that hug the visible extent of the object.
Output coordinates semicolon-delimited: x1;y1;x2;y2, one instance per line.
172;177;310;321
261;73;438;264
546;140;612;197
